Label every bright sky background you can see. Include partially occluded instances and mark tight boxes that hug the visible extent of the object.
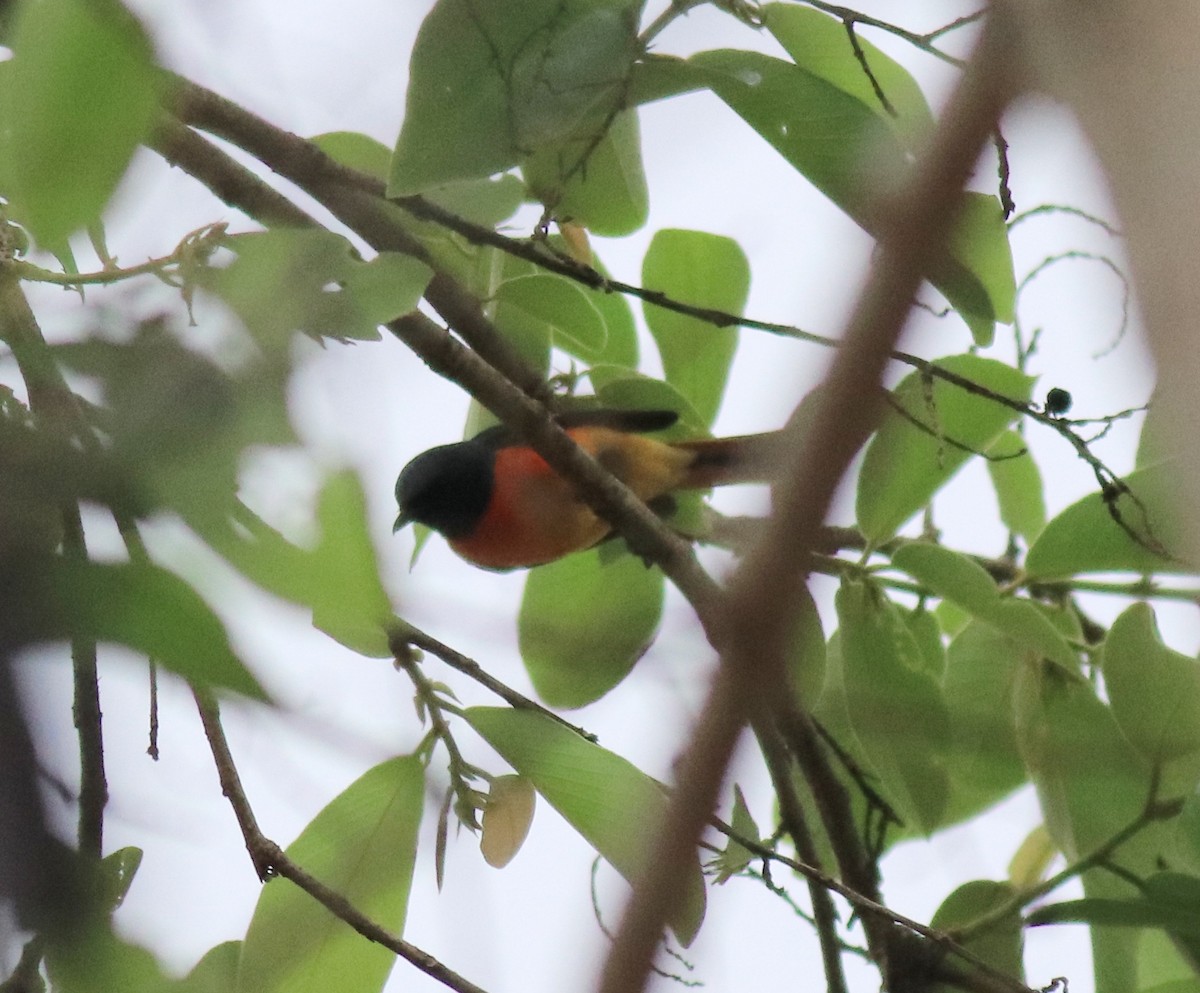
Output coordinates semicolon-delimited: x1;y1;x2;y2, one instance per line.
9;1;1181;991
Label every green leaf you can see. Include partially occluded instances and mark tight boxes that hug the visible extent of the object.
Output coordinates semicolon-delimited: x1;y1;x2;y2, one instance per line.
310;472;394;658
836;578;950;833
711;785;760;884
519;547;663;708
680;50;1012;338
940;622;1027;826
523;108;648;236
1030;875;1200;937
425;174;526;228
98;846;143;912
904;605;945;680
1;0;158;245
762;4;933;148
465;706;706;946
641;229;749;427
237;756;424;993
890;543;1076;669
311;131;391;180
1103;603;1200;769
494;273;608;358
856;355;1035;543
1013;659;1147;860
789;585;827;708
930;880;1024;991
181;943;241;993
1025;462;1194;577
207;230;432;349
986;430;1046;541
588;365;707;438
390;0;638;196
27;559;264;699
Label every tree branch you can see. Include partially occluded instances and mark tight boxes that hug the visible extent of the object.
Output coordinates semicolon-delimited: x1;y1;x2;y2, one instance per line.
597;11;1022;993
192;688;494;993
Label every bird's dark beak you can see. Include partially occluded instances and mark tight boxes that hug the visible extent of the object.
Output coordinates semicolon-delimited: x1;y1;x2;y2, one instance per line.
393;511;410;534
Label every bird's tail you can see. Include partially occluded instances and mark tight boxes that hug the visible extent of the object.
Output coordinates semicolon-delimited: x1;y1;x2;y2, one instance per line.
674;430;787;489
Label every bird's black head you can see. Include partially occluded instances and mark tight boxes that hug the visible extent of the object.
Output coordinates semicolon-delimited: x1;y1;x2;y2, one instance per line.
393;441;496;539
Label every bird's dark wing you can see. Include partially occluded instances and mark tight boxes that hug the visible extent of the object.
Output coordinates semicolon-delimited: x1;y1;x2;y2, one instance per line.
470;408;680;449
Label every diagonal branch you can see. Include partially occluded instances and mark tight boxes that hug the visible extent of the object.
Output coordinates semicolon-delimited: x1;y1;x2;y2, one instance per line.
192;689;493;993
596;11;1022;993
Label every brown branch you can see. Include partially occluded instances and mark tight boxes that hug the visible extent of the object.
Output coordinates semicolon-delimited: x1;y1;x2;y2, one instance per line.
756;721;848;993
597;12;1022;993
192;688;493;993
392;622;598;742
0;274;107;859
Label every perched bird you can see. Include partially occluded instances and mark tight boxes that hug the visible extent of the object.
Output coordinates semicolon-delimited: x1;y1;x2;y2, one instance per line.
393;407;780;570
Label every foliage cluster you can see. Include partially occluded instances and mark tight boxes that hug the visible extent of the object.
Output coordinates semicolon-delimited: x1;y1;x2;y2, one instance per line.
0;2;1196;993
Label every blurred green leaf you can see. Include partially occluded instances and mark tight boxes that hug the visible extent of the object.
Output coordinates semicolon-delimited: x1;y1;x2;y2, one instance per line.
789;584;827;708
519;547;663;707
465;706;706;945
762;4;933;147
986;429;1046;541
1013;659;1147;861
98;847;143;913
180;943;241;993
891;543;1076;669
1029;874;1200;936
28;559;264;699
856;355;1034;543
523;108;648;235
1025;462;1194;578
1;0;158;245
311;131;391;180
642;229;748;427
494;273;608;358
940;622;1027;827
1103;603;1200;772
588;365;707;437
238;756;424;993
208;229;432;349
712;785;760;884
836;578;950;833
390;0;639;196
310;472;394;658
930;880;1024;992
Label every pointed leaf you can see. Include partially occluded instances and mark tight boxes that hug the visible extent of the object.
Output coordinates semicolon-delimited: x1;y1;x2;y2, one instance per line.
465;706;706;946
237;756;424;993
941;622;1027;826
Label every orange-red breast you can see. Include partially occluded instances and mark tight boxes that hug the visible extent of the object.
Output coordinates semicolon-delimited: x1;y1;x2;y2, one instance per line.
393;408;780;570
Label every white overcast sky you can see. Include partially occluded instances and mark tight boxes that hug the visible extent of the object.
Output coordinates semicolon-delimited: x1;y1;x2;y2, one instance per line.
8;1;1181;991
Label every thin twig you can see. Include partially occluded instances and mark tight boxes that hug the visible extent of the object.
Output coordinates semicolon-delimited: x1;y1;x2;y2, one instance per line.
192;688;494;993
